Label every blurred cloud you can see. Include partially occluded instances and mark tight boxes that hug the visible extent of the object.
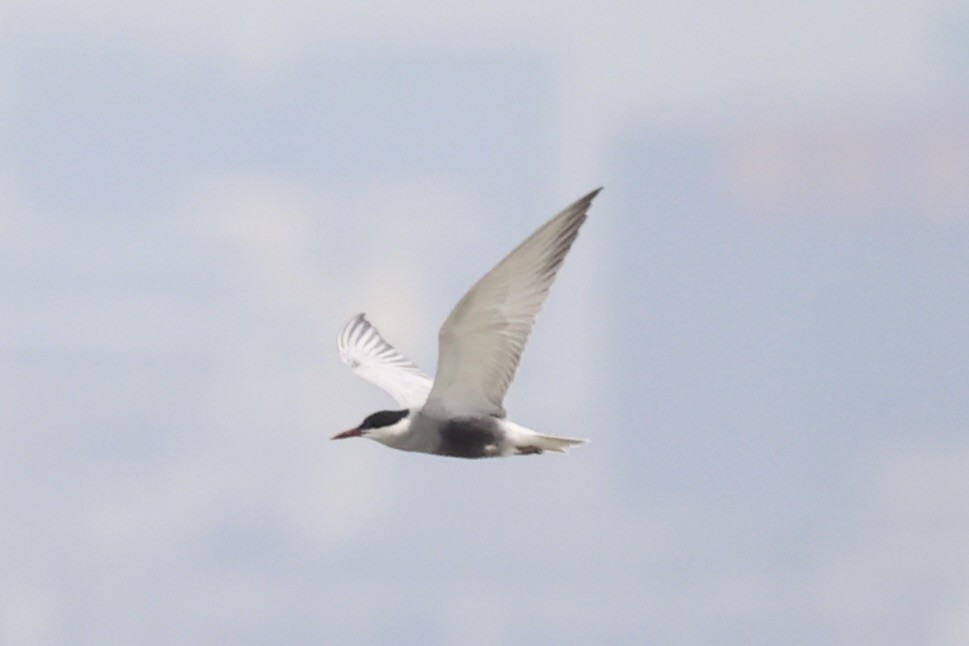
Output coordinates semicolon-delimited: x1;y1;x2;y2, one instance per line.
816;447;969;645
723;109;969;219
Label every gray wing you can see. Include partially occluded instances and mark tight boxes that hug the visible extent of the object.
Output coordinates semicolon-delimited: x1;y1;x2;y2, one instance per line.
337;314;433;409
422;188;600;418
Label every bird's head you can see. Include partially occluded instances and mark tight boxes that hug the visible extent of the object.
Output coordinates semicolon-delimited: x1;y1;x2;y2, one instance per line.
332;408;412;445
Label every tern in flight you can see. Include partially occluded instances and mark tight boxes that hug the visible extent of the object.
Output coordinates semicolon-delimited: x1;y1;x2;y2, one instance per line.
333;188;601;458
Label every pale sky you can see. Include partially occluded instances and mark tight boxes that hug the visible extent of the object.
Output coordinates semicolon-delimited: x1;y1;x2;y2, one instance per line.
2;2;968;644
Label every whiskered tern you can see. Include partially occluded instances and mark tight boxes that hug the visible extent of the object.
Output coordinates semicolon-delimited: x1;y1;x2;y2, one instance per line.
333;188;601;458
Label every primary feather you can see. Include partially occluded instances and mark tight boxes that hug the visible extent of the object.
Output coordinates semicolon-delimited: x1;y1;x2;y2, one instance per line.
337;313;432;408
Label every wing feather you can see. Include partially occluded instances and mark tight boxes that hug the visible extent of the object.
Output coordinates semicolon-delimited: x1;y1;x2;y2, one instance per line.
422;188;600;418
337;314;432;408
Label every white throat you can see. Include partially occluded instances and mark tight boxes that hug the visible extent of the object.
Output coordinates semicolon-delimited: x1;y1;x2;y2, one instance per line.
367;411;436;453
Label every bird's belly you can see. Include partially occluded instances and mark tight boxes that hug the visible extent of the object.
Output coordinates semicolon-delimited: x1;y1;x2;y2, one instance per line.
435;417;505;459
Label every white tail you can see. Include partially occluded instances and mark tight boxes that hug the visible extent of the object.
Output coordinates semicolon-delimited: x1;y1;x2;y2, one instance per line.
517;433;588;455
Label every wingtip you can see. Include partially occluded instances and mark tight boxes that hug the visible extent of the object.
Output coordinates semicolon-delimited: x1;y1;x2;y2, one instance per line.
566;187;603;212
348;312;369;330
338;313;369;350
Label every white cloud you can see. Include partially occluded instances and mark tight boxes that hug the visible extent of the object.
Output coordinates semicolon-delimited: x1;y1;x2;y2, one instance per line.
6;2;948;107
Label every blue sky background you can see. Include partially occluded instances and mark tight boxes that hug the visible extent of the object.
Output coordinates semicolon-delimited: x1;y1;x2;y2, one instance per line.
2;2;968;644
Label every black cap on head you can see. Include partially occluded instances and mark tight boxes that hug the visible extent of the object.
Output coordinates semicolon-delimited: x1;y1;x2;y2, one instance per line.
360;409;409;430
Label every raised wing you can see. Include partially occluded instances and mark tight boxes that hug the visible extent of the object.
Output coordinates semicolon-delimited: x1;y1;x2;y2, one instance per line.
422;188;600;418
337;314;432;408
